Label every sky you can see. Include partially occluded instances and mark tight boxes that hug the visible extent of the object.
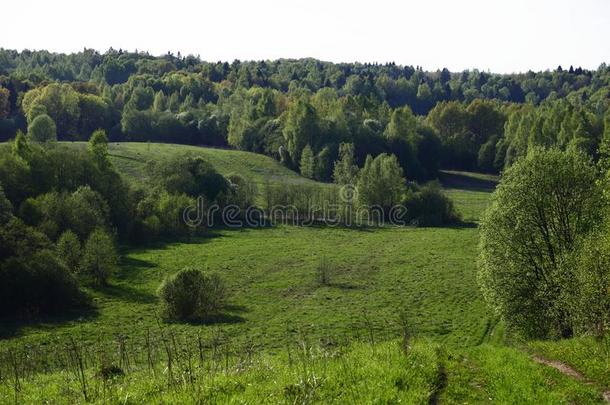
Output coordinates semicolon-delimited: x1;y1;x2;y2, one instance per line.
1;0;608;73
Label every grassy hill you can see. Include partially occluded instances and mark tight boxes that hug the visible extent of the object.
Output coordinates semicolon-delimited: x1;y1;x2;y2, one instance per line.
68;141;321;187
2;142;608;403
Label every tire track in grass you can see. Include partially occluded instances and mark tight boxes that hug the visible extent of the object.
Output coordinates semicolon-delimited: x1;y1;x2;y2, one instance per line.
532;355;610;403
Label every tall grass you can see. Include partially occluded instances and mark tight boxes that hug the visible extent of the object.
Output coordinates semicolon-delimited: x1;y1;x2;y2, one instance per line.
0;326;441;404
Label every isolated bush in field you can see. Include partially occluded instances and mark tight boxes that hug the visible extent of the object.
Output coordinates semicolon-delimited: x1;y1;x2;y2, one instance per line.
316;257;334;286
478;148;602;339
57;230;81;273
80;228;118;286
88;129;110;168
28;114;57;143
158;267;226;321
403;182;460;226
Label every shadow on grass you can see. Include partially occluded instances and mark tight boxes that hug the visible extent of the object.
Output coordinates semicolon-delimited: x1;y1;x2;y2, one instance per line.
224;304;249;313
121;256;157;268
120;231;226;254
0;305;99;340
447;221;479;229
329;281;364;290
439;171;498;192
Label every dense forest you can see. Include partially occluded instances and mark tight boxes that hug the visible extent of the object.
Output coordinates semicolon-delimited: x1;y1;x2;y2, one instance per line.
0;48;609;180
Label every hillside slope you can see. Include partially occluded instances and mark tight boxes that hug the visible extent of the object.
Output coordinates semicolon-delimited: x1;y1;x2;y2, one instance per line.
67;142;321;187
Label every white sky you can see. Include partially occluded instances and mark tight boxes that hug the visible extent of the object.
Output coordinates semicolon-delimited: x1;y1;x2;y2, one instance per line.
1;0;608;73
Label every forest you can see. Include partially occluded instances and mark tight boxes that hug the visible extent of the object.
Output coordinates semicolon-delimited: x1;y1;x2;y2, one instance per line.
1;47;610;403
0;49;609;180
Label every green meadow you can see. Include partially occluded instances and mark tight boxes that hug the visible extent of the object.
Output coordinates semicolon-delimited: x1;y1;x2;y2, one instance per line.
1;143;608;404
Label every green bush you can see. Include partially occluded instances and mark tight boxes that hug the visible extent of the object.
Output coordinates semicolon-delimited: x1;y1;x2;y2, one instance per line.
403;182;460;226
0;218;85;317
150;154;228;200
357;153;405;216
156;192;196;236
18;186;110;241
158;267;226;321
80;228;118;286
227;173;257;210
56;230;81;273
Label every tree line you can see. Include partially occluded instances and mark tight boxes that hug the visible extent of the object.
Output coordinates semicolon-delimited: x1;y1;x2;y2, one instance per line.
0;49;609;179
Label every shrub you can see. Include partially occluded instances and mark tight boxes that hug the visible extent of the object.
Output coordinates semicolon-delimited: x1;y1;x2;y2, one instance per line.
67;186;111;240
0;218;85;317
227;173;257;210
19;187;110;241
57;230;81;273
357;153;405;216
158;267;226;321
403;182;460;226
156;192;196;237
80;228;118;286
150;155;228;200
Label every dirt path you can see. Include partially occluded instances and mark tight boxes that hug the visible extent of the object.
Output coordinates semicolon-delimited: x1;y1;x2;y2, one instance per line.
532;355;610;403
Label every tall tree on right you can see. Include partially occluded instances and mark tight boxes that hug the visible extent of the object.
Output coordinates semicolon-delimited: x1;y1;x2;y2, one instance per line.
478;148;603;339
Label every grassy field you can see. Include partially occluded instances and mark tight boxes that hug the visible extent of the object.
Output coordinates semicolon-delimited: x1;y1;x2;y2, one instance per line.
439;170;498;223
2;142;608;403
70;142;320;187
1;144;494;348
440;344;603;403
2;225;491;350
528;337;610;389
